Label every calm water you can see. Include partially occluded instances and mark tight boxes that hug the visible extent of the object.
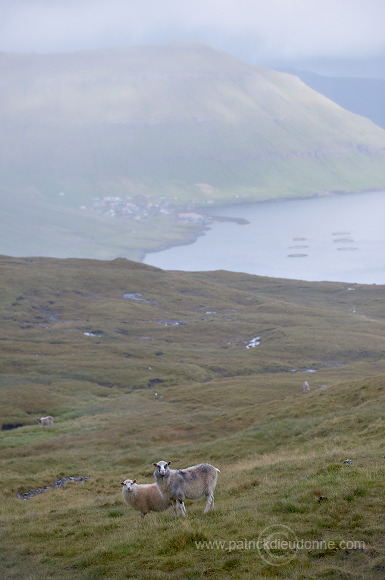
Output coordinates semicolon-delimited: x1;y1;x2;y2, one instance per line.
144;190;385;284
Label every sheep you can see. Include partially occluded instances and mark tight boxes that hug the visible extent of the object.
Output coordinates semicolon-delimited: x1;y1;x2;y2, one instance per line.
37;416;54;426
302;381;310;393
153;460;220;517
121;479;174;519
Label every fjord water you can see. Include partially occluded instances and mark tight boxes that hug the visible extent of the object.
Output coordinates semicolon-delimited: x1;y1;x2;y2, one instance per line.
144;190;385;284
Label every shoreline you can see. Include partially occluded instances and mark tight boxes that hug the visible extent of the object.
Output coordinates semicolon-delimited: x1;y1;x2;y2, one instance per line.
142;187;384;262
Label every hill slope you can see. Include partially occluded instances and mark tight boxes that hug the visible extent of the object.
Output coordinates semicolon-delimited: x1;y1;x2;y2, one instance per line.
2;44;385;260
1;256;385;578
2;43;385;203
288;70;385;130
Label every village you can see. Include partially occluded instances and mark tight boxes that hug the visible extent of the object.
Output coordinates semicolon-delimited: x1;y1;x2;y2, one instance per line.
89;194;213;224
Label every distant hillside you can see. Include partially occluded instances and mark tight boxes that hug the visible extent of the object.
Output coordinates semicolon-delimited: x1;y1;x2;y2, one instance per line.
286;70;385;130
1;43;385;259
2;43;385;202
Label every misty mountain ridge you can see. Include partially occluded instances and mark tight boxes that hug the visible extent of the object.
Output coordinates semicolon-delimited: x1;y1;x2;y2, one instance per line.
1;43;385;260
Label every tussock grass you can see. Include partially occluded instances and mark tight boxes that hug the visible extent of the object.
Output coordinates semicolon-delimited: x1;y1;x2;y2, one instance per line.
1;257;385;578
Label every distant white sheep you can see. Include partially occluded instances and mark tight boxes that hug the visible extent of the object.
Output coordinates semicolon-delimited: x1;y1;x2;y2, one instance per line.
121;479;174;519
302;381;310;393
153;460;220;516
37;416;54;426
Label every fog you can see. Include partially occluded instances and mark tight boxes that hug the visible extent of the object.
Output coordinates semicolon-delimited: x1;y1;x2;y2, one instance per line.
2;0;385;76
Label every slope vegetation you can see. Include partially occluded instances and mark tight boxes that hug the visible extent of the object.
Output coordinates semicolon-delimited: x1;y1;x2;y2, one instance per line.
1;256;385;578
2;44;385;201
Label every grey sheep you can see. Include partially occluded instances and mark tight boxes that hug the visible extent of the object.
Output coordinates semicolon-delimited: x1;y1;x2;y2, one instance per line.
121;479;174;519
153;460;220;516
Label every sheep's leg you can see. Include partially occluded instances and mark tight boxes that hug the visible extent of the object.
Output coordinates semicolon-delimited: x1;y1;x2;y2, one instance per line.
180;502;187;517
177;498;187;517
204;493;214;513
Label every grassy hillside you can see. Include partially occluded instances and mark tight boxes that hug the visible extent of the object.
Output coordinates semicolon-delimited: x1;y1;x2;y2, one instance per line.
1;43;385;259
2;44;385;202
0;188;197;262
1;256;385;578
289;71;385;130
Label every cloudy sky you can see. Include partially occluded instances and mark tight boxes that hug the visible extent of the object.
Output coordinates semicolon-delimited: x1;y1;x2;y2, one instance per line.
2;0;385;76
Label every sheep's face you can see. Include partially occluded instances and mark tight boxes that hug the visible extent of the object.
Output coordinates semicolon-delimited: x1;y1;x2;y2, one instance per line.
153;461;171;477
121;479;137;491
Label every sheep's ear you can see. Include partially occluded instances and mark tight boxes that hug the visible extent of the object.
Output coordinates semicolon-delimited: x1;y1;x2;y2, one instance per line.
133;479;137;483
168;461;172;466
120;482;125;485
153;463;158;467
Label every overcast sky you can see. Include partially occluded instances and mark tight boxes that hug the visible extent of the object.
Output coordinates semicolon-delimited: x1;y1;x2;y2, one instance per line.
2;0;385;76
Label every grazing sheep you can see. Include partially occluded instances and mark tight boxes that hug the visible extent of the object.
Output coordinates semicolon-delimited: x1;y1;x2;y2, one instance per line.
37;416;54;426
153;460;220;517
121;479;174;519
302;381;310;393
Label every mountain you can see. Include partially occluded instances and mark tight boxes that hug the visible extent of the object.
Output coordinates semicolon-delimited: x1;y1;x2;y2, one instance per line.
1;43;385;259
284;69;385;130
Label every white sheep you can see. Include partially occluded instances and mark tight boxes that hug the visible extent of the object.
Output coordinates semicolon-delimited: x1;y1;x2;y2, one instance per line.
121;479;174;519
302;381;310;393
153;460;220;517
37;416;54;426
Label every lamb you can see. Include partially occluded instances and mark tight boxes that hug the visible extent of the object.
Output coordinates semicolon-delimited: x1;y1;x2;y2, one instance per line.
120;479;174;519
37;416;54;426
153;460;220;517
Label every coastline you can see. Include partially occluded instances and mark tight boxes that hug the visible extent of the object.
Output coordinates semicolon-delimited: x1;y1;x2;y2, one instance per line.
141;188;384;263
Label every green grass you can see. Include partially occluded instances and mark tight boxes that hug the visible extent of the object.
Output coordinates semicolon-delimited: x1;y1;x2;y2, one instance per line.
1;256;385;578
